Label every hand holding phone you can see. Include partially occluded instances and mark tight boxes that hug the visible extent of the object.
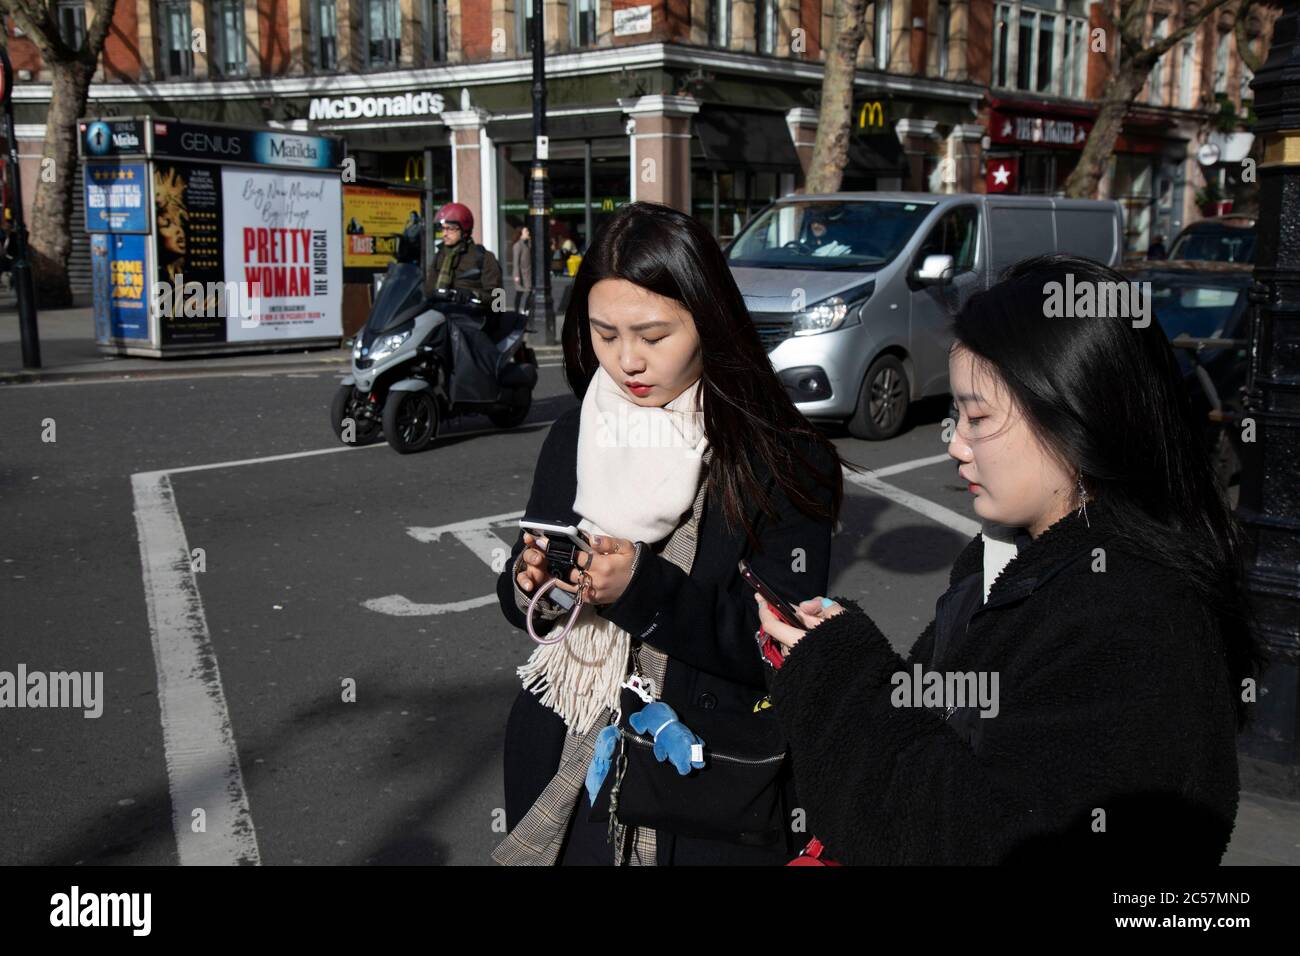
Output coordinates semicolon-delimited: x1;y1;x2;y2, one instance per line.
519;519;593;585
738;559;802;627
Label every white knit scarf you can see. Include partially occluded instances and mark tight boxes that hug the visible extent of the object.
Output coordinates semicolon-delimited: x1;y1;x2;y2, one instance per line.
517;365;709;736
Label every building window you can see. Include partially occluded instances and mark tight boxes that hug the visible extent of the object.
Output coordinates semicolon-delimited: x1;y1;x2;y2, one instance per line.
368;0;402;67
1178;35;1197;108
1062;15;1086;97
157;0;194;78
1148;16;1168;105
313;0;339;71
516;0;536;54
708;0;729;48
210;0;248;76
994;3;1010;87
937;0;950;78
1213;29;1231;93
758;0;778;54
570;0;597;48
56;0;86;51
875;0;892;69
429;0;448;62
992;1;1088;97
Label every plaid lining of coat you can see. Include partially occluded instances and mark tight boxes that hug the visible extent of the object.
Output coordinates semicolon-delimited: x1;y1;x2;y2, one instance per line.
492;449;712;866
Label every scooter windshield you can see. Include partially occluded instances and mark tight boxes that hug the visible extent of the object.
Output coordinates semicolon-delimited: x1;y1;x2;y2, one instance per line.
367;263;425;334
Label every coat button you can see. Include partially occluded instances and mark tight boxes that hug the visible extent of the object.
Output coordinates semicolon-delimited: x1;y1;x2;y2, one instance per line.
698;692;718;710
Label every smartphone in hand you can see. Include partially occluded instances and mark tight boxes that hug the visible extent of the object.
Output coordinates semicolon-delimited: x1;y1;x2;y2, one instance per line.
738;559;802;627
518;519;595;555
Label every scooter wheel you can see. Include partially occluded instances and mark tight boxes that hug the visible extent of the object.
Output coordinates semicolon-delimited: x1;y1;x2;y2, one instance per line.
488;387;532;429
331;385;382;446
382;389;440;454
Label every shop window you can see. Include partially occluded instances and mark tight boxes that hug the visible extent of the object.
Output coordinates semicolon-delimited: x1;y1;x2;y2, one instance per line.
992;1;1087;97
708;0;730;48
368;0;402;67
156;0;194;78
517;0;536;54
875;0;892;69
571;0;598;48
692;168;782;243
915;206;979;273
56;0;85;52
429;0;449;63
210;0;249;77
313;0;339;71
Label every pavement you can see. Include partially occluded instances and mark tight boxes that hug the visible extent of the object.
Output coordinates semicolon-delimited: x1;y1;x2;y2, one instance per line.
0;301;565;385
1;297;1297;866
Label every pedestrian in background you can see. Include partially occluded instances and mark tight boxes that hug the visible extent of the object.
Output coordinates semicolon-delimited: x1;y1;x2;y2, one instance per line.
512;225;533;314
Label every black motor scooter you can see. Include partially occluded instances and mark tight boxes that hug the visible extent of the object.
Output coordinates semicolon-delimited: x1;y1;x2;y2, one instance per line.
330;235;538;454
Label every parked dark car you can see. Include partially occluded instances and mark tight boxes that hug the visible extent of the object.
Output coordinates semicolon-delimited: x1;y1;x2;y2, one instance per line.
1168;215;1256;264
1122;260;1253;490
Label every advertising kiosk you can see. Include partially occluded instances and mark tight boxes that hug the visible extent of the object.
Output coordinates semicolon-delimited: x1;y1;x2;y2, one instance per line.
79;116;346;356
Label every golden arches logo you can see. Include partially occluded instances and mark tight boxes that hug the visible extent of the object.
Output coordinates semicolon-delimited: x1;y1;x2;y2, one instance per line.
404;156;425;183
858;101;884;129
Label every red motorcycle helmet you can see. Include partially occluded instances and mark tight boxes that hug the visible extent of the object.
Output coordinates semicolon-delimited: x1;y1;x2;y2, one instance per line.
436;202;474;237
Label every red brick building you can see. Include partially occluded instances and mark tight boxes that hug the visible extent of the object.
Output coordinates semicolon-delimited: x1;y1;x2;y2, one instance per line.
5;1;1274;287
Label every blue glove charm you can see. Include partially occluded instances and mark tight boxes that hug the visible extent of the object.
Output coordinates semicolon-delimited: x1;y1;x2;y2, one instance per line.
584;724;622;805
628;701;706;775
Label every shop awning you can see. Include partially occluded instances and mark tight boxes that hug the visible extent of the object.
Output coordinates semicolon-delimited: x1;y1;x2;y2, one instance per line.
847;132;906;174
486;111;629;143
694;108;803;174
333;123;450;150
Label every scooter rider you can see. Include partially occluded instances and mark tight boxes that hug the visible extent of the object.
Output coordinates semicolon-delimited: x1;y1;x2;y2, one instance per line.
424;202;503;303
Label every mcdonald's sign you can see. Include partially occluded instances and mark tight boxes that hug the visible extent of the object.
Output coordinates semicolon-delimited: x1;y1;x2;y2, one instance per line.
404;155;425;183
857;101;886;130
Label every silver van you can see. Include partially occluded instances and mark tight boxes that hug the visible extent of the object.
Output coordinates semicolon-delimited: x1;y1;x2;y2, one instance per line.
725;192;1123;438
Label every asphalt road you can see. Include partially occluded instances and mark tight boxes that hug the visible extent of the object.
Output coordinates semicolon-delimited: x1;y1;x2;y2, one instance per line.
0;361;977;864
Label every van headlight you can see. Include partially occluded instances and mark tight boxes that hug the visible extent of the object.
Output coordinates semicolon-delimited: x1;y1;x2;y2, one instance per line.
791;296;862;336
368;328;412;361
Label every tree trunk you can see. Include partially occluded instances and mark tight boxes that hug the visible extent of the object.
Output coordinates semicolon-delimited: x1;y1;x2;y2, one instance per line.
1062;59;1150;199
27;59;94;307
804;0;870;195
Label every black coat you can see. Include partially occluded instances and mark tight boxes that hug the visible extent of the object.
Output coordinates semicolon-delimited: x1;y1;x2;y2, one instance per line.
497;406;837;864
771;504;1241;865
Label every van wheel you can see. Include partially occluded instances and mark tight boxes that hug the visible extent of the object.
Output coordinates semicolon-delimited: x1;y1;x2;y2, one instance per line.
848;355;910;440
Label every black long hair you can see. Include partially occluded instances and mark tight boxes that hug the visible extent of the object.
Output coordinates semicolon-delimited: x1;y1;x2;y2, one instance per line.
952;253;1260;728
562;201;846;550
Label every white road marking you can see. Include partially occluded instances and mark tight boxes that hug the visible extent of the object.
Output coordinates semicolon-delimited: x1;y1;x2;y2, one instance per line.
842;453;980;537
131;471;260;865
131;421;556;864
363;513;525;618
361;593;501;616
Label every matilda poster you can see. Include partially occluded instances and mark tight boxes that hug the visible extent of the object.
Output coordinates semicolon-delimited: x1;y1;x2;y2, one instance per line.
221;168;343;342
154;160;226;345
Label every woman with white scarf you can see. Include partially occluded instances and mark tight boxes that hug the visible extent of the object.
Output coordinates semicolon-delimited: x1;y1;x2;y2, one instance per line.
492;202;846;866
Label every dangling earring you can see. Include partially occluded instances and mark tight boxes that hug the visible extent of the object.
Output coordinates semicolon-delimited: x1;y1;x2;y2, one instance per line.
1075;473;1090;528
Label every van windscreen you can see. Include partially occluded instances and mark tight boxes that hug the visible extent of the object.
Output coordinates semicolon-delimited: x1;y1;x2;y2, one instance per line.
726;200;934;270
